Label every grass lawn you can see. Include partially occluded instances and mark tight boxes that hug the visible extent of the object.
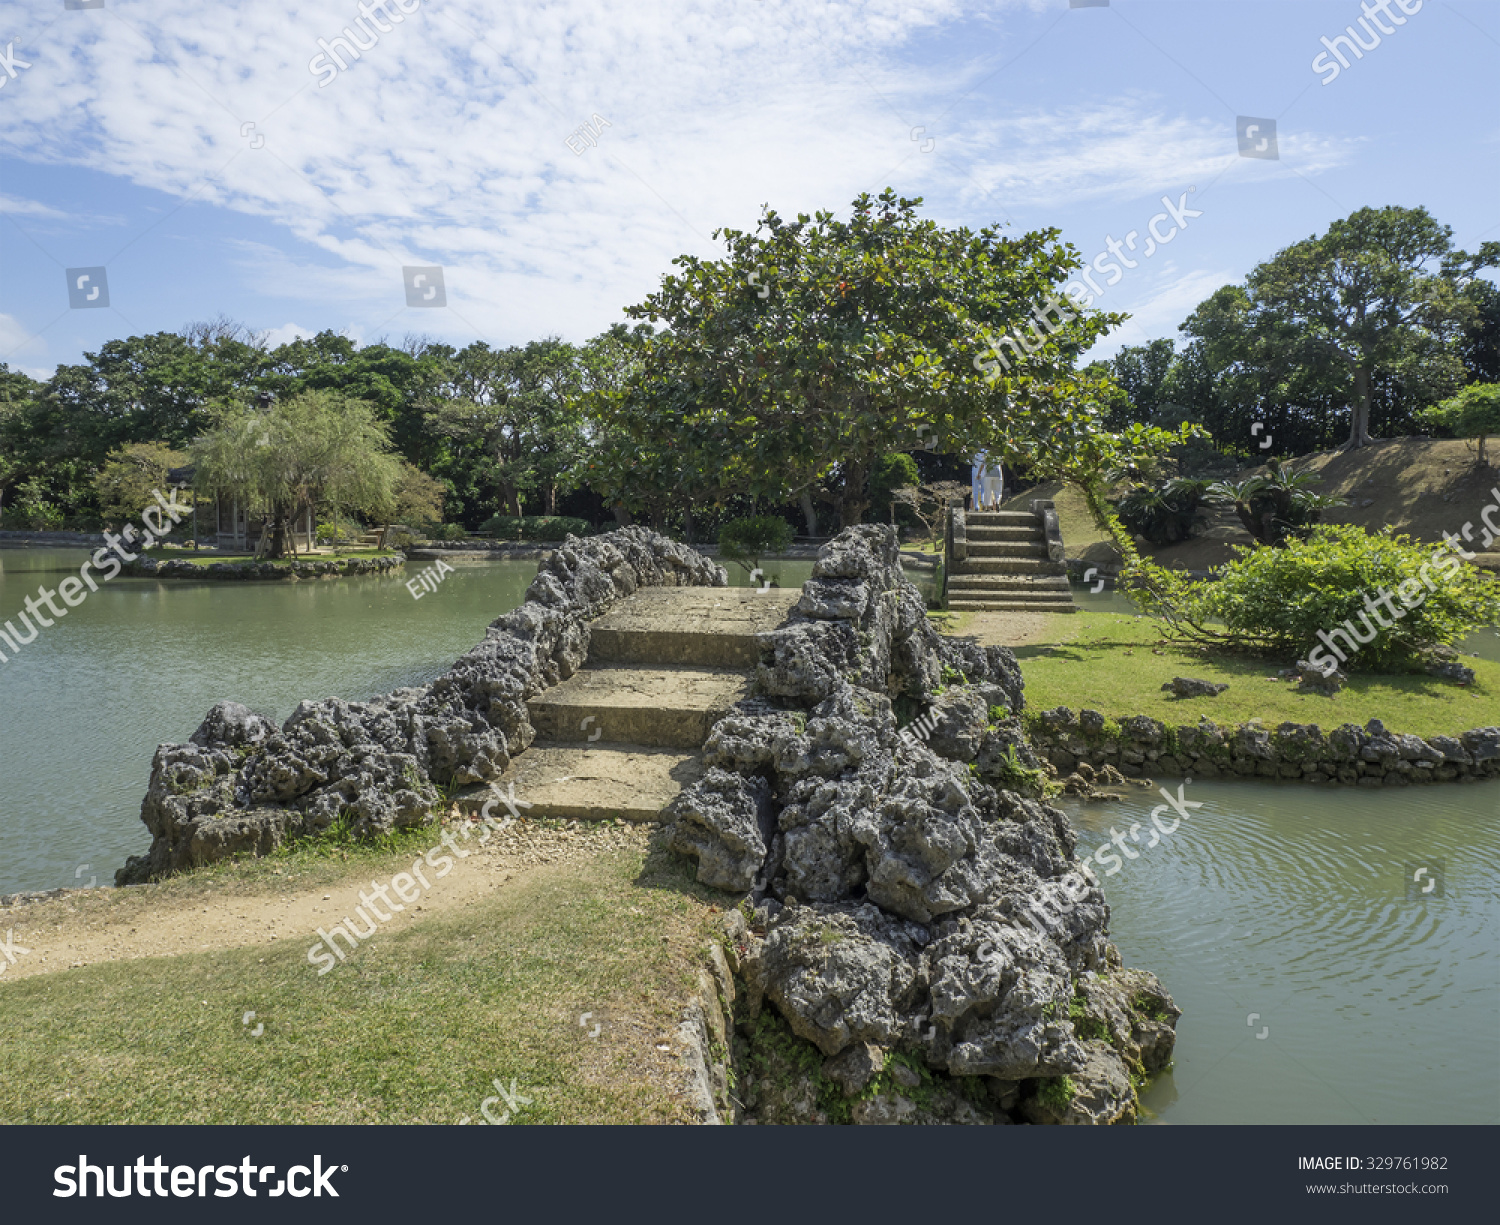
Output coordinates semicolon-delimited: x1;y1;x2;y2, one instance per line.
1013;610;1500;737
0;825;722;1124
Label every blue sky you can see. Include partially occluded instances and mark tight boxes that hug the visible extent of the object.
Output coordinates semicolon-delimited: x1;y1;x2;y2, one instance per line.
1;0;1495;379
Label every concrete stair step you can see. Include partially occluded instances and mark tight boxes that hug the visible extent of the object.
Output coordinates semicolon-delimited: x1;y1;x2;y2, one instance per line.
948;575;1071;592
587;587;799;668
527;664;749;749
966;511;1037;525
949;599;1078;612
967;525;1043;542
967;541;1050;558
453;744;703;823
956;557;1067;575
950;589;1077;604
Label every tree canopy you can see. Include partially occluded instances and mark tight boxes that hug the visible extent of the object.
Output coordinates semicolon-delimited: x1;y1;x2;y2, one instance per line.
594;189;1172;526
189;390;400;558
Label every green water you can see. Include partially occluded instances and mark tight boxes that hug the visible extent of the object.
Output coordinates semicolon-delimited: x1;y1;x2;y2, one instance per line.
1060;781;1499;1125
0;550;1493;1123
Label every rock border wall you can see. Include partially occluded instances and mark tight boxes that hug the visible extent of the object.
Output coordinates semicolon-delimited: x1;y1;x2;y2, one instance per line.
1027;707;1500;787
117;527;725;883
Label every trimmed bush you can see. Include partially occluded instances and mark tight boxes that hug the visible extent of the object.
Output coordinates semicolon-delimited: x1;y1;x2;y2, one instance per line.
718;515;793;569
1200;524;1500;671
476;514;593;541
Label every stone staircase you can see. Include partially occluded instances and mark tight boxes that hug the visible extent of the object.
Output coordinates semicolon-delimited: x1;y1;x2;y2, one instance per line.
463;587;800;822
946;508;1077;613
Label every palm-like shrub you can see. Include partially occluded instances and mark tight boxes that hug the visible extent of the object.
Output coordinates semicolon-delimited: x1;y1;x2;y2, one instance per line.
1207;458;1344;547
1114;478;1211;545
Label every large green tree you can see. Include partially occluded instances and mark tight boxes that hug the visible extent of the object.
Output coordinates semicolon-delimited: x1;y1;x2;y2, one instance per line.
598;189;1139;527
1197;206;1488;451
423;339;588;519
190;391;400;559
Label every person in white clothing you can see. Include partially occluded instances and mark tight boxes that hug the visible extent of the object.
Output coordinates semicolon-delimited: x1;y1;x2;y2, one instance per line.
970;452;1003;511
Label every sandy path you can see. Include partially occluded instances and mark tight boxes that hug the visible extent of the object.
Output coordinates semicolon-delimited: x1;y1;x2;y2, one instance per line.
948;610;1068;649
0;820;649;984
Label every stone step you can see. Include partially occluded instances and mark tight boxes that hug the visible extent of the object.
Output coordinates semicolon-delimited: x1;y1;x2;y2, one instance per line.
454;744;703;823
527;664;750;749
949;599;1078;613
950;588;1077;604
966;525;1043;542
965;511;1037;526
948;575;1071;592
966;541;1051;559
956;557;1067;575
586;587;799;668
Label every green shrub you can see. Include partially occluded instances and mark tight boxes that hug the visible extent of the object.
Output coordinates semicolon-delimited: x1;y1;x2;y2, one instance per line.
1115;478;1209;545
869;452;921;519
718;515;793;570
430;522;470;541
1201;524;1500;671
476;514;593;541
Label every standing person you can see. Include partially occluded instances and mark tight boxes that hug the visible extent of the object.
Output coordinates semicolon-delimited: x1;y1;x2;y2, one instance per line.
971;451;1003;511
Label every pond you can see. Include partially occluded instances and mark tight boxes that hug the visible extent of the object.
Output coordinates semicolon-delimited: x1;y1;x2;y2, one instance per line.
1;550;1493;1124
1059;780;1499;1125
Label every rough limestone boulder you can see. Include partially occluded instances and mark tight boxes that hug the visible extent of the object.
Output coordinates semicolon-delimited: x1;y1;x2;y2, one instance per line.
1161;677;1228;699
665;525;1178;1125
118;528;725;883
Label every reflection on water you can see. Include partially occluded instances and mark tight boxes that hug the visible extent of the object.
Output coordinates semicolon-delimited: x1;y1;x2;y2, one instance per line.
1060;781;1500;1124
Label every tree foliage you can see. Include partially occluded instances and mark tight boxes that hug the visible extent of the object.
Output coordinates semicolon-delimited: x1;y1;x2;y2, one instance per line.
190;391;400;558
595;189;1171;528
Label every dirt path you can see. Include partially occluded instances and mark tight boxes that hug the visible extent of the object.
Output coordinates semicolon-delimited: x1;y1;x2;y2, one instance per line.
947;609;1073;649
0;819;650;984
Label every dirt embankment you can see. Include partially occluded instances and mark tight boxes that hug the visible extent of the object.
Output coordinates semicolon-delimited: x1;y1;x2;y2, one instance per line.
1010;438;1500;573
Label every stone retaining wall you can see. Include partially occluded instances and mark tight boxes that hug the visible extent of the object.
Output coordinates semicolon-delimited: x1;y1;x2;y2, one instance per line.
1028;707;1500;787
125;555;405;580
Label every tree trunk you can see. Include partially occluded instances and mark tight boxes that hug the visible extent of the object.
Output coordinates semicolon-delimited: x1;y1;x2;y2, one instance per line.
267;502;290;559
611;503;633;526
543;483;557;515
1343;364;1375;450
838;461;869;528
500;480;522;518
683;506;695;545
798;490;818;537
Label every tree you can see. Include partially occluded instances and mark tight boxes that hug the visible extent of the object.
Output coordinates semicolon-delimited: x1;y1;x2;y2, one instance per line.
190;391;399;559
599;189;1133;528
1419;382;1500;467
424;339;587;520
390;459;448;528
93;442;190;528
1230;206;1480;451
